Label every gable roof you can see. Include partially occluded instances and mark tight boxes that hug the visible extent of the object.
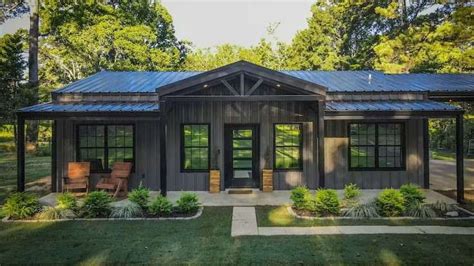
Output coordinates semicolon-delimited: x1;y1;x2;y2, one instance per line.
52;62;474;95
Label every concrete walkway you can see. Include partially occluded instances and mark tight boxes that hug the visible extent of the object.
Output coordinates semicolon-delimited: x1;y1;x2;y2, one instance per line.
430;159;474;190
231;207;474;237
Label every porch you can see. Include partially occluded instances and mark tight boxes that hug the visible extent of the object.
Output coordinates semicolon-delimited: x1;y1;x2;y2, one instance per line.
39;189;457;207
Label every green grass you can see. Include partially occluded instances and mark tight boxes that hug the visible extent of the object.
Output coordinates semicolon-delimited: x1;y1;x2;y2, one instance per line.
0;151;51;203
0;207;473;264
256;206;474;227
431;150;456;161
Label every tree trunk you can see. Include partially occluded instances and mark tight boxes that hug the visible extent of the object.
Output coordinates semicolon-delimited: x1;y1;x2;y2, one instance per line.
27;0;39;148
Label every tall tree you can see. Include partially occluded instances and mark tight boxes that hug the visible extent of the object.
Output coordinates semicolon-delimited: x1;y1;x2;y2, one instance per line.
0;31;30;141
27;0;39;145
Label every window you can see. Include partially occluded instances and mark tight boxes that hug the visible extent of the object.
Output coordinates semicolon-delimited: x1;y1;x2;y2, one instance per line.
181;124;209;171
274;124;303;170
349;123;405;170
77;125;134;172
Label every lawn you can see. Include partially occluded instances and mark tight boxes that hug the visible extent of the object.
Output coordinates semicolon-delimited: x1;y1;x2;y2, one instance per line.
0;207;473;264
0;151;51;203
256;206;474;227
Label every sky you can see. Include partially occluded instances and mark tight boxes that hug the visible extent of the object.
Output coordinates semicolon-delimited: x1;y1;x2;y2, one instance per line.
0;0;313;48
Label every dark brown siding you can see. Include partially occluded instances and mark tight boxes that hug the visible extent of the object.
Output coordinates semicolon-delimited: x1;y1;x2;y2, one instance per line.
55;119;161;191
324;119;425;189
166;101;319;191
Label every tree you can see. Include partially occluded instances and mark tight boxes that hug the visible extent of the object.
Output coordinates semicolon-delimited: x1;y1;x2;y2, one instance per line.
374;6;473;73
0;31;31;141
38;0;187;92
27;0;39;146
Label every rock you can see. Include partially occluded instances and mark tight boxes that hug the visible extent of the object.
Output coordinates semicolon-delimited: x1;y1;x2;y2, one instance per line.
446;211;459;217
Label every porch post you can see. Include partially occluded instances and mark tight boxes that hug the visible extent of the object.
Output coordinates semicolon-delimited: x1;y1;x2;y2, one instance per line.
159;101;168;196
456;114;464;203
51;120;57;192
317;100;325;188
17;115;25;192
423;118;430;189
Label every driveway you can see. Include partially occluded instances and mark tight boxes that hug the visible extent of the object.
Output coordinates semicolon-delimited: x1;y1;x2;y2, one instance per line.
430;159;474;190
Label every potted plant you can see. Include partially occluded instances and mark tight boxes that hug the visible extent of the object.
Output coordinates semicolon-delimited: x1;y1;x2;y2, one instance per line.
262;147;273;192
209;148;221;193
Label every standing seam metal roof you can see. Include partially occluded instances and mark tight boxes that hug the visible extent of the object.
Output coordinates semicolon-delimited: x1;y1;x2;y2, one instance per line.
53;70;474;94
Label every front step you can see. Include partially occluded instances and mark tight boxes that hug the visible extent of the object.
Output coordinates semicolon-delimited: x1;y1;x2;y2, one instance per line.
227;188;255;194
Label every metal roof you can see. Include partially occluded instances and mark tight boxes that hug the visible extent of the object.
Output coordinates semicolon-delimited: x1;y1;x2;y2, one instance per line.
52;70;474;94
325;100;461;112
19;100;460;114
18;102;160;113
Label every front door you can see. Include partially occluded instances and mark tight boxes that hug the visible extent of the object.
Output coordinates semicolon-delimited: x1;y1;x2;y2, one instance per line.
224;125;259;188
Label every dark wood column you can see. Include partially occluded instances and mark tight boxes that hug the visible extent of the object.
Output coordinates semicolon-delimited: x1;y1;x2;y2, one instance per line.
17;116;25;192
159;101;168;196
51;120;57;192
456;114;464;203
423;119;430;189
317;100;325;188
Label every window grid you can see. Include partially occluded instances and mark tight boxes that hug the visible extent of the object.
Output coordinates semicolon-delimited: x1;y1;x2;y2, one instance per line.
348;123;405;171
232;129;253;170
273;123;303;170
77;125;134;172
181;124;210;171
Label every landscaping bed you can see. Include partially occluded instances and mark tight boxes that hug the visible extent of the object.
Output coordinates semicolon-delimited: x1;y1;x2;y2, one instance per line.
288;183;473;220
0;184;201;222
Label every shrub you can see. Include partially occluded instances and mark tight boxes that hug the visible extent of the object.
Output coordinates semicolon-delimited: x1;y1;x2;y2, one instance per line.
428;201;456;216
314;189;340;216
343;183;361;200
343;202;380;218
176;193;199;213
56;192;77;210
376;189;405;217
405;203;437;218
149;195;173;216
81;191;112;218
37;206;75;220
110;202;143;218
128;184;150;210
2;192;40;219
290;186;313;210
400;183;425;207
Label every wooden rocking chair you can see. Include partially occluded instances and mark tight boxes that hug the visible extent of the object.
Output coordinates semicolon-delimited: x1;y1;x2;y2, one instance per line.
62;162;90;194
95;162;132;197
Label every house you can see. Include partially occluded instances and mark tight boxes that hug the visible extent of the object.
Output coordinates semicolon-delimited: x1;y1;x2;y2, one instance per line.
17;61;472;202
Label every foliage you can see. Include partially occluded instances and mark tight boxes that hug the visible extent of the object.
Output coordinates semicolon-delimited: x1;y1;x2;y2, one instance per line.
400;183;425;207
81;191;112;218
148;195;173;216
428;201;457;216
56;192;77;210
110;202;143;219
38;0;188;97
0;30;32;126
376;189;405;217
290;186;313;210
128;184;150;210
405;203;437;218
37;206;75;220
1;192;40;219
343;183;361;200
313;189;340;216
176;192;199;213
343;202;380;218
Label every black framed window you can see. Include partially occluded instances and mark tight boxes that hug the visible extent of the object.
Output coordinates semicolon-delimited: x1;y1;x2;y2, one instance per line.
274;124;303;170
349;123;405;171
181;124;209;171
77;125;134;172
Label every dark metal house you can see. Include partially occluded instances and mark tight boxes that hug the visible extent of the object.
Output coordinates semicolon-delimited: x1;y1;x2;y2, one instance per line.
17;61;472;202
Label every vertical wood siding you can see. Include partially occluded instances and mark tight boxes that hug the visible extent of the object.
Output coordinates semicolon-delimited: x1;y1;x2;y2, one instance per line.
55;119;161;191
166;101;319;191
324;119;425;189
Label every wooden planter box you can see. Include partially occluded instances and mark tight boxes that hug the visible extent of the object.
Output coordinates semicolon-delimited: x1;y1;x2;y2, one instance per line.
209;170;220;193
262;169;273;192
